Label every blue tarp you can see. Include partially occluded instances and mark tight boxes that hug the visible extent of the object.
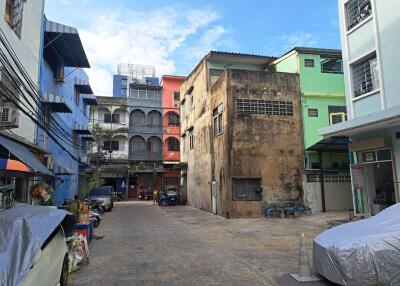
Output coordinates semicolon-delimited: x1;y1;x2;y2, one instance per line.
0;204;70;286
0;136;54;176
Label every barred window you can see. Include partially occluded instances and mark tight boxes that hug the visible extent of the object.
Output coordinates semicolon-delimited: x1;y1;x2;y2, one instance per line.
236;99;293;116
308;109;318;117
346;0;372;31
304;59;314;68
232;178;262;201
213;104;223;136
321;57;343;74
352;54;379;97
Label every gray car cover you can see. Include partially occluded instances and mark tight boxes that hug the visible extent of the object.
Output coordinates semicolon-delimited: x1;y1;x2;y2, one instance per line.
313;203;400;286
0;203;70;286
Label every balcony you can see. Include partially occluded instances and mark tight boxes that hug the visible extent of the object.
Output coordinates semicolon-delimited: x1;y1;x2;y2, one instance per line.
94;122;128;132
41;92;72;113
129;151;162;161
129;124;162;134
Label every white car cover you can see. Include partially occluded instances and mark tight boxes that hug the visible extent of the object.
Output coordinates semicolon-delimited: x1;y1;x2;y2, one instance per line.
313;203;400;285
0;203;70;286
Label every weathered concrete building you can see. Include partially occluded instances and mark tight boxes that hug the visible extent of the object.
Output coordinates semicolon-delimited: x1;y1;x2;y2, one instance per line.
180;52;303;218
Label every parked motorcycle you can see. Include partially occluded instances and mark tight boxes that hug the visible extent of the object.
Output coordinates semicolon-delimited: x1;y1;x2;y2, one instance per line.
90;209;102;227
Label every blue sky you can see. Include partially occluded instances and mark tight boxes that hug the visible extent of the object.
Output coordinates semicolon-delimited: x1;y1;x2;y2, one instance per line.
45;0;341;96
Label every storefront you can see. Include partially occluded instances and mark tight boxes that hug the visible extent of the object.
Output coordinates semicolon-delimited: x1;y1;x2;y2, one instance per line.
350;137;399;217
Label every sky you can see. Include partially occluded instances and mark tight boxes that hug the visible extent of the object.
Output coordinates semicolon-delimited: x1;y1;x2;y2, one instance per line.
44;0;341;97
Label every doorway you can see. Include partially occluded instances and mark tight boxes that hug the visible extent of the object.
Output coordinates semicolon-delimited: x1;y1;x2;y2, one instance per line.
356;148;397;216
363;161;395;215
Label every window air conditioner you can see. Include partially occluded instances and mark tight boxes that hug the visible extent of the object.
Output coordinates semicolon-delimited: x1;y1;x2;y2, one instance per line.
0;104;19;129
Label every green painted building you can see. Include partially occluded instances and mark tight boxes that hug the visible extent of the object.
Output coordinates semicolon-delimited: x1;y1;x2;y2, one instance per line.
274;47;349;171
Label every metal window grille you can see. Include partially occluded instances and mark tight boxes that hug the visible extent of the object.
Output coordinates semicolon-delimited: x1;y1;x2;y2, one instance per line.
0;108;9;122
168;112;179;126
306;173;351;183
352;54;379;97
232;178;262;201
304;59;315;68
236;99;293;116
173;92;180;101
308;109;318;117
321;57;343;74
168;137;180;151
346;0;372;31
130;136;145;152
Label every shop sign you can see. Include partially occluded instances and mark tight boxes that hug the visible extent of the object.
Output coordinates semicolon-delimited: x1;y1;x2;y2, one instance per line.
351;164;365;189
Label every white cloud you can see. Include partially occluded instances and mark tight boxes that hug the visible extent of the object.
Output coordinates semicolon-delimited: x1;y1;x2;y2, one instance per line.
79;7;225;96
264;32;319;57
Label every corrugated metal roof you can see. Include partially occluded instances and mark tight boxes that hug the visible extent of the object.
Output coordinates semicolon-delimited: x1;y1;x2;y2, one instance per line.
280;47;343;58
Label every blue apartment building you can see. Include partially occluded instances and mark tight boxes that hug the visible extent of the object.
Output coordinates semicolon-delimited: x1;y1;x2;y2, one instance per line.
38;19;97;204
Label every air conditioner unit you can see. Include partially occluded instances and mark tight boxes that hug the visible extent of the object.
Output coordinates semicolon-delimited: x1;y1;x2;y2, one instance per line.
0;104;19;129
174;104;179;108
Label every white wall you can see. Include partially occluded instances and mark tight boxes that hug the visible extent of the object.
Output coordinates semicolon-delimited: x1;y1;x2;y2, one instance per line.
0;0;44;142
303;175;353;213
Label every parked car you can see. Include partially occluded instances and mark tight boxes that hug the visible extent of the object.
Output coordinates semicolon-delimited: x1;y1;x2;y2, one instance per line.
0;204;72;286
21;225;69;286
158;186;180;206
87;186;114;211
314;203;400;285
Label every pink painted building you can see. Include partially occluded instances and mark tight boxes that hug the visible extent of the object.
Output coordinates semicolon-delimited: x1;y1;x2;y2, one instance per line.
161;75;185;189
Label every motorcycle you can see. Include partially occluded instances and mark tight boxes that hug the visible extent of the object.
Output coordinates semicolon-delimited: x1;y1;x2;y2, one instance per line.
90;209;102;227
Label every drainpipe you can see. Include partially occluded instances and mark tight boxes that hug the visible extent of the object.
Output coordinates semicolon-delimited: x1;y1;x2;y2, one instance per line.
318;151;326;212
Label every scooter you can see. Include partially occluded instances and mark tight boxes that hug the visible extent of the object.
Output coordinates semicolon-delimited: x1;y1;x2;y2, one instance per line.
90;209;102;227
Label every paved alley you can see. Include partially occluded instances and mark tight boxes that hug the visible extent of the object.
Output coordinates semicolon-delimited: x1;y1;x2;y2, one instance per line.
70;202;342;286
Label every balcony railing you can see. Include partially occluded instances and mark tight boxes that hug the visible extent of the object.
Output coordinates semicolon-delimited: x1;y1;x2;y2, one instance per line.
129;151;162;161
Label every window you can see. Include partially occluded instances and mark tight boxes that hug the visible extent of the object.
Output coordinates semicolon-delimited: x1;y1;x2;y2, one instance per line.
104;113;120;123
173;92;180;101
121;79;127;85
308;108;318;117
352;54;379;97
131;110;146;126
5;0;24;37
121;88;127;96
346;0;372;31
328;105;347;125
103;141;119;151
330;113;346;125
187;87;194;109
304;59;315;68
321;57;343;74
74;87;80;105
236;99;293;116
189;129;194;150
232;178;262;201
213;104;224;136
130;136;145;152
181;102;185;118
181;134;186;153
83;103;87;116
130;89;139;98
147;111;161;126
168;112;179;126
167;137;180;151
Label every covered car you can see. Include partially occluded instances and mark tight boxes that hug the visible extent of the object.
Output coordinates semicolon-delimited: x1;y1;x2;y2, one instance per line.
0;203;72;286
313;204;400;285
88;186;114;211
158;186;180;206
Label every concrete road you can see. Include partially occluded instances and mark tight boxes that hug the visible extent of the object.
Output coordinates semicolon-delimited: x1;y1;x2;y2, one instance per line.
70;201;339;286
